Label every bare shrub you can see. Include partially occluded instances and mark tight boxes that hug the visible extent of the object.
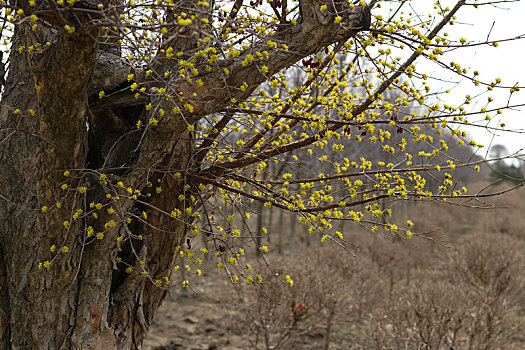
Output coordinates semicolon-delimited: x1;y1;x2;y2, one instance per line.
476;185;525;240
447;233;525;349
361;281;522;350
229;247;387;349
448;233;523;299
363;281;468;350
358;233;525;350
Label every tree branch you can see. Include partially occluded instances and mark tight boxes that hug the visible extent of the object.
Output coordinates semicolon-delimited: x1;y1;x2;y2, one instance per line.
126;2;371;186
202;1;466;177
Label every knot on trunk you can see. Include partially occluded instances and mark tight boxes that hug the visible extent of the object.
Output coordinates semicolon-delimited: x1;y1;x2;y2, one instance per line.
302;1;371;35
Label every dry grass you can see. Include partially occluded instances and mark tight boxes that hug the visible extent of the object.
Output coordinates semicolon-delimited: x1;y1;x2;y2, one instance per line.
226;181;525;349
146;181;525;349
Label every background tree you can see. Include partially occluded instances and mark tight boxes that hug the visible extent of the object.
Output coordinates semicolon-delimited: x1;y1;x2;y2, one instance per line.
487;144;525;185
0;0;523;349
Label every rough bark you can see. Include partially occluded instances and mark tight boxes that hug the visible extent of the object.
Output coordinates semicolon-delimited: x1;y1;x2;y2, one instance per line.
0;24;47;348
0;1;373;349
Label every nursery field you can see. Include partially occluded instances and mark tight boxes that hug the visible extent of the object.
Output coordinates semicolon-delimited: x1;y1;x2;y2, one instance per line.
144;182;525;350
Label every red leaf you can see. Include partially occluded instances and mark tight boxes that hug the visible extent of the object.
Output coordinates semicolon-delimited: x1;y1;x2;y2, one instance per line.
294;303;306;312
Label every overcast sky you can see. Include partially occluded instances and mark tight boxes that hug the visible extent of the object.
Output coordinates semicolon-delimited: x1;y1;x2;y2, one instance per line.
378;0;525;157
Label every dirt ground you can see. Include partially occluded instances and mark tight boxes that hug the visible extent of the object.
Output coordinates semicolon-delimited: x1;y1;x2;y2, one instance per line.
143;271;247;350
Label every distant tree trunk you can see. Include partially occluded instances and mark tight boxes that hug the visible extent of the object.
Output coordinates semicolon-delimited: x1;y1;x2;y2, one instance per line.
322;305;336;350
278;209;284;255
338;184;346;234
267;162;274;242
267;204;274;243
256;201;265;258
406;262;411;286
289;213;296;255
255;167;269;257
305;224;312;247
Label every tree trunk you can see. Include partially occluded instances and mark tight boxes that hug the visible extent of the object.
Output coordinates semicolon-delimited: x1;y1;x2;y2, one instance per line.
0;22;190;349
0;1;372;348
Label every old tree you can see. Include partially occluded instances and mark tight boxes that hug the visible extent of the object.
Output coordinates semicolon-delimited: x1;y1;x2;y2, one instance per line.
0;0;523;348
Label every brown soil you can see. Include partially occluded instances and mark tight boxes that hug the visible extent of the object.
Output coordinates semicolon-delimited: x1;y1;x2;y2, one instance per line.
143;271;246;350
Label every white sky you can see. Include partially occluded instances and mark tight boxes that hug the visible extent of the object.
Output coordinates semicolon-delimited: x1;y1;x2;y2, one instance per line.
379;0;525;157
